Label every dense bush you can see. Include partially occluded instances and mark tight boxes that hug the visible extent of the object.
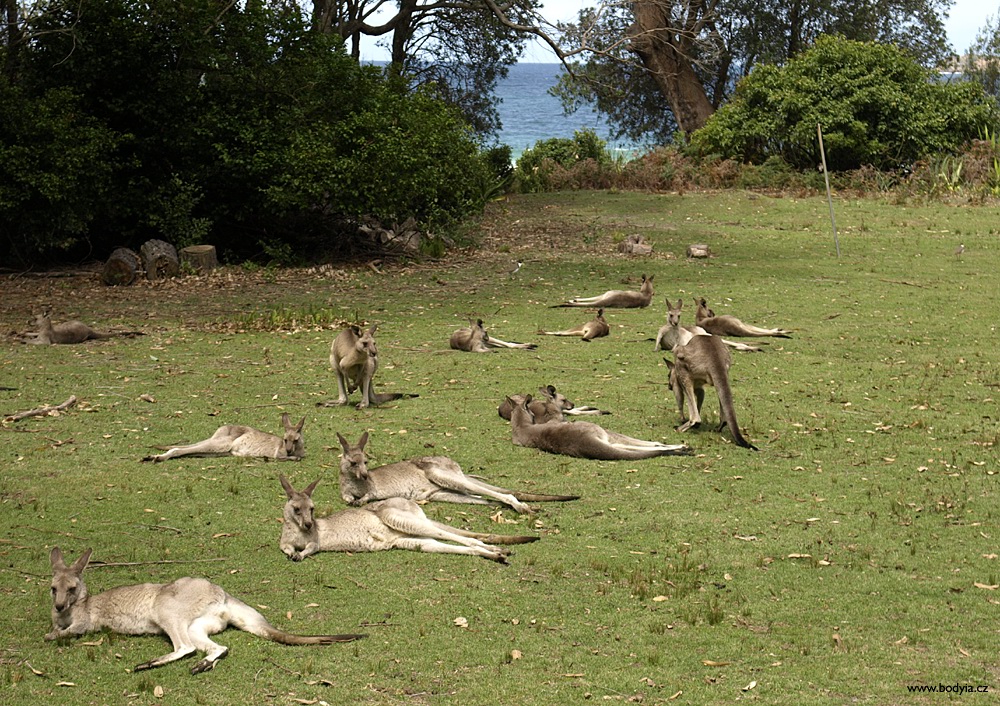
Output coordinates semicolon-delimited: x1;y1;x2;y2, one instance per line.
0;0;497;265
512;129;614;192
690;36;999;171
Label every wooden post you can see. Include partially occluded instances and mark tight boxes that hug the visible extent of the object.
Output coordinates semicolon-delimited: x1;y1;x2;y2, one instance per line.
817;124;841;258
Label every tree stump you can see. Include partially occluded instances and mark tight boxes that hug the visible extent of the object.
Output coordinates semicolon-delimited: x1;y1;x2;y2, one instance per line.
140;239;180;280
180;245;218;273
101;247;142;286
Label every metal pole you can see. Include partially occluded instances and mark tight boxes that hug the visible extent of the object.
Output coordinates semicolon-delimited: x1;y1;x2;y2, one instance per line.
817;123;841;258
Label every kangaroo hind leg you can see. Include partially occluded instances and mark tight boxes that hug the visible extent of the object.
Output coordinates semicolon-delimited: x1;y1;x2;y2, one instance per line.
132;622;198;672
392;537;508;563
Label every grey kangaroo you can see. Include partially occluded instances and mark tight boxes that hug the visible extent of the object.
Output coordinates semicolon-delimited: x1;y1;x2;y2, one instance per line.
337;432;578;514
497;385;610;422
279;476;538;564
664;334;758;450
30;313;144;344
321;323;416;408
143;413;305;462
45;547;363;674
694;297;791;338
449;318;537;352
506;394;689;460
540;308;610;341
654;299;764;353
553;274;654;308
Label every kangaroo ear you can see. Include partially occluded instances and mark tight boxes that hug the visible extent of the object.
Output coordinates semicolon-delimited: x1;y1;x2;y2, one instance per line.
367;323;378;335
663;357;675;371
50;546;65;570
676;299;683;309
336;433;350;453
524;394;533;404
476;319;484;327
279;474;296;498
358;431;369;449
71;548;93;574
304;478;321;497
281;412;291;429
294;416;306;432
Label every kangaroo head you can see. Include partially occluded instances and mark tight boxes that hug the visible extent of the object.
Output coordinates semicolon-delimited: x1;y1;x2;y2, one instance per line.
279;476;319;531
668;299;683;327
539;385;573;411
595;308;606;322
49;547;92;626
354;324;378;358
337;431;369;480
281;414;306;458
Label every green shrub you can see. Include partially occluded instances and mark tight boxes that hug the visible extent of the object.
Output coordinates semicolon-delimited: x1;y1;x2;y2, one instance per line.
513;129;613;192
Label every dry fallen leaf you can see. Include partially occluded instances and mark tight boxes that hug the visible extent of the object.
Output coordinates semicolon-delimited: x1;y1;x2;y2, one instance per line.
139;394;156;403
154;685;164;698
453;616;468;628
56;682;77;687
973;582;998;590
511;650;522;660
668;690;683;700
652;595;669;602
743;680;757;692
702;660;731;667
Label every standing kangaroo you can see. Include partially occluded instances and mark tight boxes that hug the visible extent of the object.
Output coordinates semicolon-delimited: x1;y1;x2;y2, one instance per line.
694;297;792;338
30;313;144;345
506;394;689;460
497;385;610;422
336;432;578;514
322;324;416;408
143;413;305;462
449;319;537;352
540;308;610;341
279;477;538;564
664;335;758;450
45;547;363;674
654;299;764;353
553;274;654;308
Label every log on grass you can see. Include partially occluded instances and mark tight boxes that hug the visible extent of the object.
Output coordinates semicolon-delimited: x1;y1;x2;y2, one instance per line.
140;239;180;280
180;244;218;273
101;247;142;286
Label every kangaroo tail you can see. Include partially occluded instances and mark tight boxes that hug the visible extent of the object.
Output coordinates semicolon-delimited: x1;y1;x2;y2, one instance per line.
477;534;541;546
713;371;758;451
370;392;419;405
511;491;580;502
227;595;366;645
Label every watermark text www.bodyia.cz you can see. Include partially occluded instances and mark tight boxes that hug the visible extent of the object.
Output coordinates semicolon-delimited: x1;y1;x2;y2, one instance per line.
906;684;991;695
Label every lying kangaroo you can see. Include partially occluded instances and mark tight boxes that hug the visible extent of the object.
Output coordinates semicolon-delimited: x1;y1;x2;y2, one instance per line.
337;432;578;514
320;323;416;408
654;299;764;353
664;335;758;450
449;319;537;352
694;297;791;338
506;394;689;460
540;308;610;341
553;274;654;308
497;385;610;422
45;547;363;674
279;476;538;564
30;313;144;345
143;413;305;462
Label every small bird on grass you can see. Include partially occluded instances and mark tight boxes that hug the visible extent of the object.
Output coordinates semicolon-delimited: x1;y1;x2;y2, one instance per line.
955;244;965;258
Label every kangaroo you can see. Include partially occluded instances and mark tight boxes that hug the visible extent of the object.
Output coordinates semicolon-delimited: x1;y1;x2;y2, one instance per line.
497;385;609;422
694;297;791;338
143;413;305;462
553;274;654;308
30;313;144;345
664;335;758;450
336;432;578;514
45;547;363;674
654;299;764;353
540;308;610;341
279;477;538;564
507;394;689;460
449;319;537;352
321;324;416;408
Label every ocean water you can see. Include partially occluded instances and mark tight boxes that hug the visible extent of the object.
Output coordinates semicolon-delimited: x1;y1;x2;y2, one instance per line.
494;63;631;158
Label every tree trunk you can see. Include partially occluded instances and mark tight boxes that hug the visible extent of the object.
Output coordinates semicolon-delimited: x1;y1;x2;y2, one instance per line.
102;248;142;286
180;244;218;273
140;239;180;281
629;1;716;135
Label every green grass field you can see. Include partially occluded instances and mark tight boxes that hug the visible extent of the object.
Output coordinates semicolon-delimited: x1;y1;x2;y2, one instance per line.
1;190;998;704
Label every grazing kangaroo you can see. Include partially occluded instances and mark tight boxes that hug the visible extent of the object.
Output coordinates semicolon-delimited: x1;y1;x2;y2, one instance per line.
449;319;537;352
143;413;305;462
507;394;689;460
664;335;758;450
45;547;363;674
694;297;791;338
279;477;538;564
336;432;578;513
553;274;654;308
497;385;609;422
321;324;416;408
540;309;610;341
654;299;764;353
30;313;144;345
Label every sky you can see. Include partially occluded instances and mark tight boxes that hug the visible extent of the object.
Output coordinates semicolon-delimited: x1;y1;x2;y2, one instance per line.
519;0;998;61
